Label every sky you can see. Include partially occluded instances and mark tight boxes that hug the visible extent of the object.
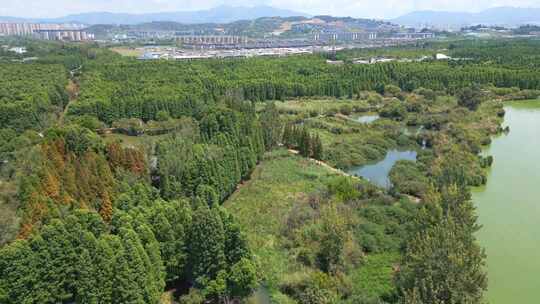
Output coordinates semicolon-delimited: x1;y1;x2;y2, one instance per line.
2;0;540;19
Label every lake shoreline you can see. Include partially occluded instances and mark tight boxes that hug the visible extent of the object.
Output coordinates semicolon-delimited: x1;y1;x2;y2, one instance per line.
473;99;540;303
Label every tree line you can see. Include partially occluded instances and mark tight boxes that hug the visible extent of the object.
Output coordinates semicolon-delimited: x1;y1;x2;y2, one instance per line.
283;124;323;160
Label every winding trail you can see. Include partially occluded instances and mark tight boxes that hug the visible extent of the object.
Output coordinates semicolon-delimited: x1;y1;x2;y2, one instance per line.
59;65;82;125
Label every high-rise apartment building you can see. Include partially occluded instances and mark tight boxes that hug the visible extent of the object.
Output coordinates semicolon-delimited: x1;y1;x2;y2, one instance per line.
0;23;93;41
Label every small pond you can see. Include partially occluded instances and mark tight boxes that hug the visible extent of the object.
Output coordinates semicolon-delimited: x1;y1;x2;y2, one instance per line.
347;150;417;188
353;114;379;124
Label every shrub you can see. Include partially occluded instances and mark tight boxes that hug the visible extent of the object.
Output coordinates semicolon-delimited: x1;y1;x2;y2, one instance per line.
340;105;353;115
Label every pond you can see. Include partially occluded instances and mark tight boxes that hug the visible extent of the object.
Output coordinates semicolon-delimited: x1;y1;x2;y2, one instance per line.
347;150;417;188
353;113;379;124
472;100;540;304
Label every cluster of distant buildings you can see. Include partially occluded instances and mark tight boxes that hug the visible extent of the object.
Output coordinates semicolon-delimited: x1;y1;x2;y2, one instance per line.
325;53;458;65
137;45;333;60
1;45;27;54
111;25;435;49
314;31;378;42
176;35;248;46
393;32;435;39
0;23;94;41
135;40;449;62
313;31;434;43
342;53;456;65
126;32;434;51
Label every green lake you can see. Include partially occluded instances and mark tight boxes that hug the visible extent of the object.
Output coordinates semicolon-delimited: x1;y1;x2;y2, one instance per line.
472;100;540;303
348;150;417;189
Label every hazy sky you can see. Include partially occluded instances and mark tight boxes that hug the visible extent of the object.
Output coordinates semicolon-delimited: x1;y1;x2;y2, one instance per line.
2;0;540;19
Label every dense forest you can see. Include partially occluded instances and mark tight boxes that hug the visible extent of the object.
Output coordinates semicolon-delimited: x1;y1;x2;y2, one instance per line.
0;64;68;131
0;37;539;303
67;39;540;124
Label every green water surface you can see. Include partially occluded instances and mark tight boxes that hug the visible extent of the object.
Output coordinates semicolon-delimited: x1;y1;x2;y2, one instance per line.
473;100;540;303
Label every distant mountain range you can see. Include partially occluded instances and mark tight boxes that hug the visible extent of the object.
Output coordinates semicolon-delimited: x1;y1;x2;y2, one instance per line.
4;5;539;30
393;7;540;28
84;15;395;40
0;5;309;25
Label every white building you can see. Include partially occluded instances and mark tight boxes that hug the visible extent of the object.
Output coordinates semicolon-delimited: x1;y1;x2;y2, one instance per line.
435;53;450;60
8;47;27;54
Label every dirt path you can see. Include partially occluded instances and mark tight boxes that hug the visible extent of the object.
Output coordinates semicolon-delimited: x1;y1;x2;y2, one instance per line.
287;149;360;180
59;66;82;125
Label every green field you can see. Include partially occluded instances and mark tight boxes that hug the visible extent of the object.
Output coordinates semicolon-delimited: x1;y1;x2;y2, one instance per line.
351;253;399;299
268;98;371;116
101;132;169;148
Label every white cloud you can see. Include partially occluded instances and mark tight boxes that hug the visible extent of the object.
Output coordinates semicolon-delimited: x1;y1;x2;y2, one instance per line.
1;0;540;19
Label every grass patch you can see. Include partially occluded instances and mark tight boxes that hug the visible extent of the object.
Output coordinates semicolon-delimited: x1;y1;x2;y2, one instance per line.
224;148;420;303
101;133;169;148
351;252;400;299
159;291;174;304
505;99;540;108
267;98;370;116
224;149;343;293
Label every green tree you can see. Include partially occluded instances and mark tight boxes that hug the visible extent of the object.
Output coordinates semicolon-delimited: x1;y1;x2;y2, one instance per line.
95;236;116;303
260;102;282;150
0;240;37;303
317;204;347;274
111;233;146;304
196;184;219;208
299;128;311;157
397;197;487;304
312;134;323;160
188;206;226;285
457;86;485;111
220;209;250;266
227;258;258;300
156;110;171;122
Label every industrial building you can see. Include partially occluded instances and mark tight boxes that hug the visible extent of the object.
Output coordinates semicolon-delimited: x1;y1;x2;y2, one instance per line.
394;32;435;39
35;29;93;41
177;35;249;47
314;31;377;42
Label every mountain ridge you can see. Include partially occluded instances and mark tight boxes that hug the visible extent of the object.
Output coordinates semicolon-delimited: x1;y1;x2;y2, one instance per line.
393;6;540;28
0;5;310;25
